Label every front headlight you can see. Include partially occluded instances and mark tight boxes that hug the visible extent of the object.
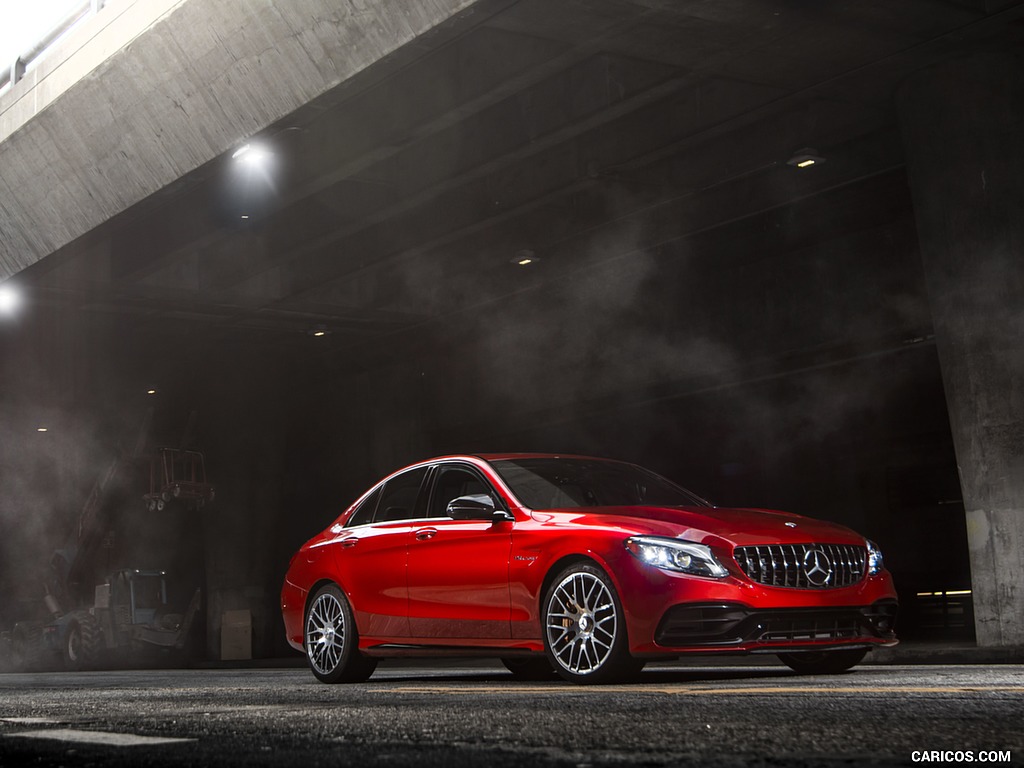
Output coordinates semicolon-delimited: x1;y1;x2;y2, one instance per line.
867;539;884;575
625;536;728;578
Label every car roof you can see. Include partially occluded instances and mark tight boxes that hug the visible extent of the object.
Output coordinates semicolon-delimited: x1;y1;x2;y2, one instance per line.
473;452;616;462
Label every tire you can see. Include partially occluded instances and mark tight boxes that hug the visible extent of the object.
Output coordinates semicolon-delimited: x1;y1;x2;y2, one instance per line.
63;612;100;671
11;622;45;672
542;562;643;684
304;584;377;684
777;647;869;675
501;656;558;681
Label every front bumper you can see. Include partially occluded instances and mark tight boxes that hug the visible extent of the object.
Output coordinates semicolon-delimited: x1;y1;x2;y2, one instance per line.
611;548;899;656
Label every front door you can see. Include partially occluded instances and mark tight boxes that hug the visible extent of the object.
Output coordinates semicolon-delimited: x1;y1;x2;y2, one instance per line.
406;464;513;639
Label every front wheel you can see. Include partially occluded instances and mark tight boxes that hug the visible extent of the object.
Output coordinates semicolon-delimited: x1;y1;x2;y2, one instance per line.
304;584;377;684
542;562;643;684
777;647;869;675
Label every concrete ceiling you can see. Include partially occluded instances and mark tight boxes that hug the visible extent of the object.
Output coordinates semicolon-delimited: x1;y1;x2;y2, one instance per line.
14;0;1024;367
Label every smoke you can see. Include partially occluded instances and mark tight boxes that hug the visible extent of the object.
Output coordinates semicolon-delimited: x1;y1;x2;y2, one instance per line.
0;403;109;611
381;177;942;520
473;247;738;408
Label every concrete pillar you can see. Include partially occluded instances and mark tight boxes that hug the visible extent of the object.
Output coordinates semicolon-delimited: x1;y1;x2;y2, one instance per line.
897;49;1024;646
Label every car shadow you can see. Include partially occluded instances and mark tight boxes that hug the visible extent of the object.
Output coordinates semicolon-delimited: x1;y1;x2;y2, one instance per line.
372;663;800;686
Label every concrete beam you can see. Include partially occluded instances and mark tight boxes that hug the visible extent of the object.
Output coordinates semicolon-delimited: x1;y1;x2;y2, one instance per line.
899;48;1024;646
0;0;499;281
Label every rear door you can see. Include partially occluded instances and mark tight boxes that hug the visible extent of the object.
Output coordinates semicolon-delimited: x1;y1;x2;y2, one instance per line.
330;467;428;639
406;463;513;639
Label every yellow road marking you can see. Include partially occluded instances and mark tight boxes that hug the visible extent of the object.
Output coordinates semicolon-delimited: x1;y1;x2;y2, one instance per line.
376;685;1024;696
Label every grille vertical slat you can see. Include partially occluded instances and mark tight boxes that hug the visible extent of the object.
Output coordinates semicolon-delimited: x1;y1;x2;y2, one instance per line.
734;543;866;589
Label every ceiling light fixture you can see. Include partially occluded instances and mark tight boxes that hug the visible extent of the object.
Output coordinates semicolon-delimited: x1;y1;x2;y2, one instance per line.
37;427;48;433
786;148;825;168
0;283;21;315
308;326;331;338
232;142;272;167
511;250;540;266
147;389;157;395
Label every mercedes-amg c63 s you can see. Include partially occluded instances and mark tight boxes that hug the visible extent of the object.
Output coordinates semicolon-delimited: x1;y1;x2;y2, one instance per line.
281;454;898;684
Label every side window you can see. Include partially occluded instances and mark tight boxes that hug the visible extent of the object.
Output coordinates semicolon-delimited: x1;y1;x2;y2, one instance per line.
344;486;382;528
429;466;494;519
373;467;428;523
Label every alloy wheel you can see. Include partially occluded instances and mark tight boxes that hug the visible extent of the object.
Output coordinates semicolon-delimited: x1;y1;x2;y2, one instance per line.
306;590;346;675
545;570;618;676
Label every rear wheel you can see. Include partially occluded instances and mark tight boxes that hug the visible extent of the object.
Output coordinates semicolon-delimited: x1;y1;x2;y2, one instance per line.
304;584;377;684
63;612;100;671
501;656;557;681
11;622;45;672
542;562;643;684
777;647;869;675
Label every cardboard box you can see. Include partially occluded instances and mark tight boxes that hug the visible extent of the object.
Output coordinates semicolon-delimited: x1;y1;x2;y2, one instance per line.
221;609;252;660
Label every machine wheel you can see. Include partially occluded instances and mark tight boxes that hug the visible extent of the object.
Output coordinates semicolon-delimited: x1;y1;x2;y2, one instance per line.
304;584;377;684
63;612;100;671
542;562;643;684
157;499;165;511
11;622;45;672
777;647;869;675
501;656;558;681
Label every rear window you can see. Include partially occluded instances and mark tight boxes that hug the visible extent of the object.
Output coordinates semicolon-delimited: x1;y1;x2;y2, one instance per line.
344;486;382;528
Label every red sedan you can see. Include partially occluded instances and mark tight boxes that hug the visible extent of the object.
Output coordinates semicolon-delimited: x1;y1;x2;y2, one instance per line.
281;454;897;684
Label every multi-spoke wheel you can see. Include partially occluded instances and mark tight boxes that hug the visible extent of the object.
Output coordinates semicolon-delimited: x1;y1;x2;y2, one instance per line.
542;562;642;684
777;647;868;675
304;584;377;684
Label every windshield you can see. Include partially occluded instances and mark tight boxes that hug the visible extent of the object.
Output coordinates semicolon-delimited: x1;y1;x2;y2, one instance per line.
490;458;710;510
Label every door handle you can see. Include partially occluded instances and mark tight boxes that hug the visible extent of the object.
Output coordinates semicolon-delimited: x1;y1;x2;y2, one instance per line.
339;538;359;548
415;528;437;541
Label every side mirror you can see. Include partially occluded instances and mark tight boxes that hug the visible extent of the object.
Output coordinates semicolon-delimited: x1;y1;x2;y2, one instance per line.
446;494;498;521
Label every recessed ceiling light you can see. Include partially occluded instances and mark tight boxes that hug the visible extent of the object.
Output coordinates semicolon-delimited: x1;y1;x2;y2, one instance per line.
37;427;48;433
147;389;157;395
240;214;250;220
308;326;331;338
511;250;539;266
786;148;825;168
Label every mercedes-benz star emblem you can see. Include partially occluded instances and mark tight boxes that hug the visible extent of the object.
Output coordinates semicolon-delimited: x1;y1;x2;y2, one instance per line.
802;548;833;587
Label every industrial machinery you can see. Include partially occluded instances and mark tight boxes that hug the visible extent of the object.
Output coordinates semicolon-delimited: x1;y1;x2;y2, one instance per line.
10;570;200;671
2;410;209;671
144;447;215;512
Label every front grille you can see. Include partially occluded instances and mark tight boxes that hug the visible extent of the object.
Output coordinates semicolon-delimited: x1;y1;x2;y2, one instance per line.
733;543;866;589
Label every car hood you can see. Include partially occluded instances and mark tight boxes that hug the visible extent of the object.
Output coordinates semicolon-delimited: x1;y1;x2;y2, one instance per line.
530;504;866;548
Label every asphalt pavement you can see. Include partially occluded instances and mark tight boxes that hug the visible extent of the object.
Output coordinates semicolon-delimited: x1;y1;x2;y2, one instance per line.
0;660;1021;768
